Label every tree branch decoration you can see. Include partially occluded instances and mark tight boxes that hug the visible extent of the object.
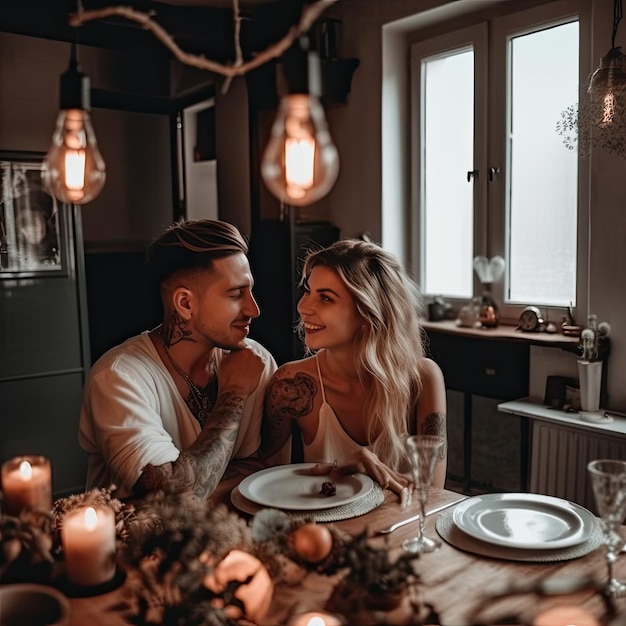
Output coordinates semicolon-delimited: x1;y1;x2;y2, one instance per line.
69;0;339;82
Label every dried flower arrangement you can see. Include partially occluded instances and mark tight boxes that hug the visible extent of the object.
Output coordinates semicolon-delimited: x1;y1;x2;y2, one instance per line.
579;314;611;362
0;486;137;584
0;506;54;582
52;486;137;544
324;529;438;623
114;490;255;626
2;486;440;625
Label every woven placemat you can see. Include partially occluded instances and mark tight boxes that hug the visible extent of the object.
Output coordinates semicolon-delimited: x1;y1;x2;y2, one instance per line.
231;483;385;521
435;508;603;562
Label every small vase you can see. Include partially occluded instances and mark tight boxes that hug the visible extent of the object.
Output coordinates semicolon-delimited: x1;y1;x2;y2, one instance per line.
478;286;499;328
577;360;602;412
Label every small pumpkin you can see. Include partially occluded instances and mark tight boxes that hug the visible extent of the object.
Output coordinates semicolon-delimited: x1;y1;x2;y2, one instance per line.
291;523;333;564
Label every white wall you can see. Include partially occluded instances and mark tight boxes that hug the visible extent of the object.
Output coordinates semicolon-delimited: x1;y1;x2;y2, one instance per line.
183;98;219;222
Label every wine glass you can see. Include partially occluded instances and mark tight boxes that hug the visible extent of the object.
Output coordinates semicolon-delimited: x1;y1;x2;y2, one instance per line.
587;459;626;597
402;435;445;554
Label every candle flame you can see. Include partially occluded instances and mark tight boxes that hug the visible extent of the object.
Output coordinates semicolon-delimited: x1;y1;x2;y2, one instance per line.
84;506;98;531
307;618;326;626
18;460;33;480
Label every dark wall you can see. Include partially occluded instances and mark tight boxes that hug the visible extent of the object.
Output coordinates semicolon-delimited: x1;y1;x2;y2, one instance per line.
249;219;340;365
85;250;162;363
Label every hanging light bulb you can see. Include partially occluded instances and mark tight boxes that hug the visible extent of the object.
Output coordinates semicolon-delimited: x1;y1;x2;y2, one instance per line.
42;43;106;205
587;46;626;129
261;35;339;207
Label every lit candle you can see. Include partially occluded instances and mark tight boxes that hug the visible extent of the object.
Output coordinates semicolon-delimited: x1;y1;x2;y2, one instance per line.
61;505;116;587
288;612;345;626
1;455;52;516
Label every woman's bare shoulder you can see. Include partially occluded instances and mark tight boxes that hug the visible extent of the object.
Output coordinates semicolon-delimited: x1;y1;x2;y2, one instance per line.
272;355;318;380
419;357;444;382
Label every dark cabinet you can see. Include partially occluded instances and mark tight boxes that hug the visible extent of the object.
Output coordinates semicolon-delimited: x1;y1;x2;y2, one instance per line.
424;325;530;494
0;204;90;497
426;332;529;399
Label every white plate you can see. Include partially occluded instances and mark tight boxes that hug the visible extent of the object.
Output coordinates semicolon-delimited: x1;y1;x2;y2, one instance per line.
238;463;374;510
452;493;594;550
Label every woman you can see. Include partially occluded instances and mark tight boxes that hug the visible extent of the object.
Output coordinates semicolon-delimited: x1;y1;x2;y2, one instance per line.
261;238;447;497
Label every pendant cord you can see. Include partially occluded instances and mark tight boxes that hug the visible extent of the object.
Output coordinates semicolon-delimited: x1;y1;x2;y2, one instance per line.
612;0;623;49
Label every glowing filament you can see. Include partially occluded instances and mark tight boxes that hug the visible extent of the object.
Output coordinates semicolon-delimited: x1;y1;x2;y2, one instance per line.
285;138;315;191
65;151;86;189
602;91;615;126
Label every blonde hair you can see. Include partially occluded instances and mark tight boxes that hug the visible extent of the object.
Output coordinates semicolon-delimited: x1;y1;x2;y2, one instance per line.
300;239;426;471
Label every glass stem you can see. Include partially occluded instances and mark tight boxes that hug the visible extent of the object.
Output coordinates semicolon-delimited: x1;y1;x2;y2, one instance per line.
418;492;427;539
607;545;618;587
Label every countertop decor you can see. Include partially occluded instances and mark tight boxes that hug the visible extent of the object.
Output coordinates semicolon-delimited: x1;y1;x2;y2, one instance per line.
579;314;611;363
577;314;611;414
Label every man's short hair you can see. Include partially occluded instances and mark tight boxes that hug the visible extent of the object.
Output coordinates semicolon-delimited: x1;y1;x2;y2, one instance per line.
146;219;248;284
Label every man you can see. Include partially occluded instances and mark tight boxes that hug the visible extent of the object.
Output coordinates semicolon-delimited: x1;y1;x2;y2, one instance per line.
79;219;277;501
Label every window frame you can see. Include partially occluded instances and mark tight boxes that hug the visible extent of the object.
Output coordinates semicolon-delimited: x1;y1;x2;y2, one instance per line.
410;0;591;325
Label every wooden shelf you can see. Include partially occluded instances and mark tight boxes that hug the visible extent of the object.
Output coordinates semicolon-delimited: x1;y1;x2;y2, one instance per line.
421;319;580;350
498;397;626;437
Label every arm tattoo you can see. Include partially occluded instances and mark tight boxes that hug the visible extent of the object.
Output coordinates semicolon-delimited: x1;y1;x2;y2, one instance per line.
267;373;316;417
260;373;317;459
420;411;447;461
161;311;194;346
221;457;265;481
134;391;245;501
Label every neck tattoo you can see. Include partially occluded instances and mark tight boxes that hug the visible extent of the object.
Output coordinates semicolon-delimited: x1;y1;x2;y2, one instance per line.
156;330;218;428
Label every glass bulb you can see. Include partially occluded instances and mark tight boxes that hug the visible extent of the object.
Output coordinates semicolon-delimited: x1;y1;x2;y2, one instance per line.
261;94;339;206
42;109;106;205
587;49;626;129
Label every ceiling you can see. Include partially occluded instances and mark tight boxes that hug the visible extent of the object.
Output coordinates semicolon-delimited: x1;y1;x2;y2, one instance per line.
0;0;321;112
159;0;276;5
0;0;304;59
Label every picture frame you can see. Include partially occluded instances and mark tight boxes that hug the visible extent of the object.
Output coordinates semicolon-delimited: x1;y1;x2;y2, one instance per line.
0;150;69;278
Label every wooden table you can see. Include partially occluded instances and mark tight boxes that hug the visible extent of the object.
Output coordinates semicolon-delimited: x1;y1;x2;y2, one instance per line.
64;487;626;625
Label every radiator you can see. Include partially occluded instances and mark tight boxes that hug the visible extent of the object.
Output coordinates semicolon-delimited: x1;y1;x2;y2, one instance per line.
530;421;626;512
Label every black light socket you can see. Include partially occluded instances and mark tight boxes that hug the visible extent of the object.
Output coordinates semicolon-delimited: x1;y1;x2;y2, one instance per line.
59;46;91;111
282;35;321;97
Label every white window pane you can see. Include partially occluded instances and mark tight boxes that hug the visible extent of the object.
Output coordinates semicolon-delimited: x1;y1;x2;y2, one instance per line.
508;21;578;306
422;49;474;298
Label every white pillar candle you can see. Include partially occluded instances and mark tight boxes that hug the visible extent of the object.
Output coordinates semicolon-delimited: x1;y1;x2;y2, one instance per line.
62;505;116;587
1;455;52;516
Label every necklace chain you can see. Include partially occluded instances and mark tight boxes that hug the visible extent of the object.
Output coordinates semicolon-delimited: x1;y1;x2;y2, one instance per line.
156;330;217;427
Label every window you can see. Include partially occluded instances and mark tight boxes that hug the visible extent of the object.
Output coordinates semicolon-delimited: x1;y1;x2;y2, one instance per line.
411;1;589;322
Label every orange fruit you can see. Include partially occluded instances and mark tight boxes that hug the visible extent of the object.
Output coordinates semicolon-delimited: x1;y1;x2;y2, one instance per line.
291;523;333;563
